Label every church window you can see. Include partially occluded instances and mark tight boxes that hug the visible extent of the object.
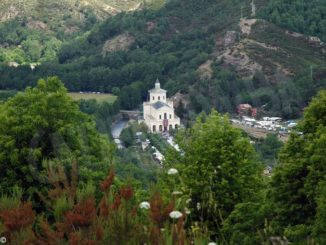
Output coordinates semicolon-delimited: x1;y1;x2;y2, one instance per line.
169;125;172;131
159;125;163;131
152;96;154;100
158;96;160;100
169;114;172;119
153;125;156;132
159;115;162;119
175;124;178;129
164;113;167;119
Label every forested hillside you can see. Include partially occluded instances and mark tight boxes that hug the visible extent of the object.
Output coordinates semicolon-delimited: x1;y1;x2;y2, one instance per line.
259;0;326;42
0;0;325;119
0;0;164;63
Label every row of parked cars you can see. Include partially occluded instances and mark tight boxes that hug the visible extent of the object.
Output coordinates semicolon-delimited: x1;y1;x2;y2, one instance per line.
231;116;298;134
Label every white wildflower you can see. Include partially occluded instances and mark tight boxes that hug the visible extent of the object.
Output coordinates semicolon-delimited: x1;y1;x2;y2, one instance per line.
168;168;178;175
139;201;150;210
184;207;191;214
186;198;192;204
172;191;183;195
169;210;183;219
196;202;201;211
208;243;217;245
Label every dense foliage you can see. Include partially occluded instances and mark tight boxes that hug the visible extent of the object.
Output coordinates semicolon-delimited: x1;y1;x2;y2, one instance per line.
1;86;326;243
0;77;115;196
120;127;135;147
269;90;326;243
78;98;120;135
0;0;326;241
164;110;264;239
255;133;283;166
0;167;211;244
1;0;324;118
0;90;17;102
260;0;326;41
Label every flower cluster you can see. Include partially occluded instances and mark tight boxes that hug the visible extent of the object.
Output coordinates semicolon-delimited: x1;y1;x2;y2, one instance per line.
169;210;183;219
139;201;150;210
167;168;178;175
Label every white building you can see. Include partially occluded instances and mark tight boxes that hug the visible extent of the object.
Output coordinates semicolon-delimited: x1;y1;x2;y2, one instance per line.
143;79;180;132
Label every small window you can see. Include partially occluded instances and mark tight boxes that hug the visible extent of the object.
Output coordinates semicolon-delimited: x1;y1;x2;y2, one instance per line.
158;96;160;100
159;115;162;119
159;125;163;131
169;114;172;119
175;124;178;129
153;125;156;132
152;96;154;100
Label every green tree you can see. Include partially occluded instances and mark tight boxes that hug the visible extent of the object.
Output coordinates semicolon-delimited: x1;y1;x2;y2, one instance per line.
255;133;283;165
21;38;43;62
0;77;115;196
260;0;326;41
269;90;326;241
313;181;326;243
164;110;263;237
222;202;269;245
40;37;62;62
120;127;134;148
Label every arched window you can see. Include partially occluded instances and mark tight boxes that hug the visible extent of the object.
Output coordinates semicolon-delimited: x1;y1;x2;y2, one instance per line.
164;113;167;119
159;125;163;131
158;96;160;100
159;115;162;119
153;125;156;132
175;124;178;129
169;114;172;119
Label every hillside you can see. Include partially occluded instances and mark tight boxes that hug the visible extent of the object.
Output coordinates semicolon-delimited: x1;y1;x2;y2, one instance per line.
0;0;325;118
0;0;165;63
0;0;163;22
259;0;326;42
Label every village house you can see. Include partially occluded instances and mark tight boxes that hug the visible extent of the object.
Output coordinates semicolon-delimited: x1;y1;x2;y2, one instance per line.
142;79;180;132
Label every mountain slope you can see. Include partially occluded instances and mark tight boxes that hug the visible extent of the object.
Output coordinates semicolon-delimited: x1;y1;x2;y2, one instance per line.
0;0;158;22
0;0;325;118
0;0;165;63
259;0;326;42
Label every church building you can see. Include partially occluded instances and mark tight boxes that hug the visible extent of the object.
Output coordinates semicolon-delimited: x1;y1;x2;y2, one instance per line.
142;79;180;132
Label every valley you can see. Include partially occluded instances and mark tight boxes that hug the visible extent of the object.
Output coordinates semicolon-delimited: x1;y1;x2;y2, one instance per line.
0;0;325;244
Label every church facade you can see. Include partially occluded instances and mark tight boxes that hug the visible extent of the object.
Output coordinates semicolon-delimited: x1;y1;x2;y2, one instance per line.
142;79;180;132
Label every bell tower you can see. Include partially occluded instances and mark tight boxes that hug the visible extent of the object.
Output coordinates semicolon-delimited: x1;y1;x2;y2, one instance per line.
149;78;167;103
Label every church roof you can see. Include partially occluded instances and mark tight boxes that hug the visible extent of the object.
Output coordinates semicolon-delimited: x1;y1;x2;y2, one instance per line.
149;78;166;93
149;87;166;93
151;101;170;110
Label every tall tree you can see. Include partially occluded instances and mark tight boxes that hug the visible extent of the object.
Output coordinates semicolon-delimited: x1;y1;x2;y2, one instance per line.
269;90;326;241
0;77;115;196
164;110;263;236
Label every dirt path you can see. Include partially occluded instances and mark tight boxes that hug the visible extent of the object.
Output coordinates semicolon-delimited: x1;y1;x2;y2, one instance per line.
251;0;256;16
239;18;257;35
